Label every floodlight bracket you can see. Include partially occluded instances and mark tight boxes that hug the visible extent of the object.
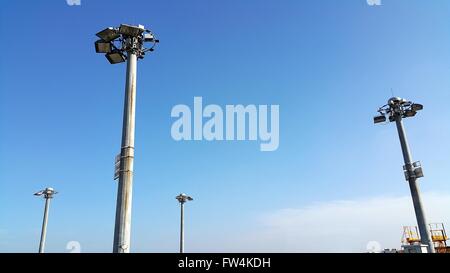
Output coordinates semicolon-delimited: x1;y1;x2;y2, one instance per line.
35;188;58;199
96;24;159;63
176;194;193;204
376;97;423;122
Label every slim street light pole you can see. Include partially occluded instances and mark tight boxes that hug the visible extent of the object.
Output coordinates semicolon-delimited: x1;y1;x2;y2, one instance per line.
95;24;159;253
180;201;184;253
39;197;50;253
374;97;435;253
176;193;193;253
34;188;57;253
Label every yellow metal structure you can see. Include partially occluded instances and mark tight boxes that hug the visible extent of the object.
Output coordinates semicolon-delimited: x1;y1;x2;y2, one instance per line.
402;226;421;244
429;223;448;253
402;223;449;253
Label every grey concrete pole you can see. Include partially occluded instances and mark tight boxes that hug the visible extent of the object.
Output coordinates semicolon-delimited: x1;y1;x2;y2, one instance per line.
180;202;184;253
38;197;51;253
395;114;435;253
113;49;137;253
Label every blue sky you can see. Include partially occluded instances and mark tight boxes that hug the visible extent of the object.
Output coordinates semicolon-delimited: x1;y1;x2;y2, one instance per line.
0;0;449;252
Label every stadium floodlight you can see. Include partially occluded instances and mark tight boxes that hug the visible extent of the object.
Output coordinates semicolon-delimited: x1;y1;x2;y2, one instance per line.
411;103;423;111
404;110;417;117
105;50;126;64
34;187;58;253
119;24;145;37
176;193;193;253
94;24;159;254
373;115;386;124
96;27;120;42
143;33;154;42
374;97;434;253
95;39;113;53
34;190;45;196
376;97;424;120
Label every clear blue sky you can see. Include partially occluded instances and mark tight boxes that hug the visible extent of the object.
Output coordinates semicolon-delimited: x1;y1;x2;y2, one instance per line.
0;0;449;252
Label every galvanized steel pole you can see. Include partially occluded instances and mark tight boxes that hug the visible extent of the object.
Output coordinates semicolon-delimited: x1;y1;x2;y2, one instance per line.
180;201;184;253
38;197;51;253
394;114;435;253
95;24;158;254
176;193;192;253
113;50;137;253
35;187;57;253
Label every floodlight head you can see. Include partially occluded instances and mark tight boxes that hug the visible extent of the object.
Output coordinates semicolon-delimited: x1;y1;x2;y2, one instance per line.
143;33;154;42
119;24;145;37
106;50;126;64
404;110;417;118
95;39;112;53
411;103;423;111
34;190;45;196
96;27;120;42
374;115;386;124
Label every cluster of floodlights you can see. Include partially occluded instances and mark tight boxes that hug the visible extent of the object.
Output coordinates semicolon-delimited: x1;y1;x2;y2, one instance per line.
176;193;194;204
373;97;424;124
34;187;58;199
95;24;159;64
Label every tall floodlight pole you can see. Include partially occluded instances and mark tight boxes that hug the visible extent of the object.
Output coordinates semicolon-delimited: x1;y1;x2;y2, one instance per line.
34;187;58;253
95;24;159;253
176;193;193;253
374;97;435;253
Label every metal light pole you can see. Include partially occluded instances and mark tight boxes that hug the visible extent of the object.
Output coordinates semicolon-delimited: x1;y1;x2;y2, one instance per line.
34;187;58;253
95;24;159;253
374;97;435;253
180;201;184;253
176;193;193;253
